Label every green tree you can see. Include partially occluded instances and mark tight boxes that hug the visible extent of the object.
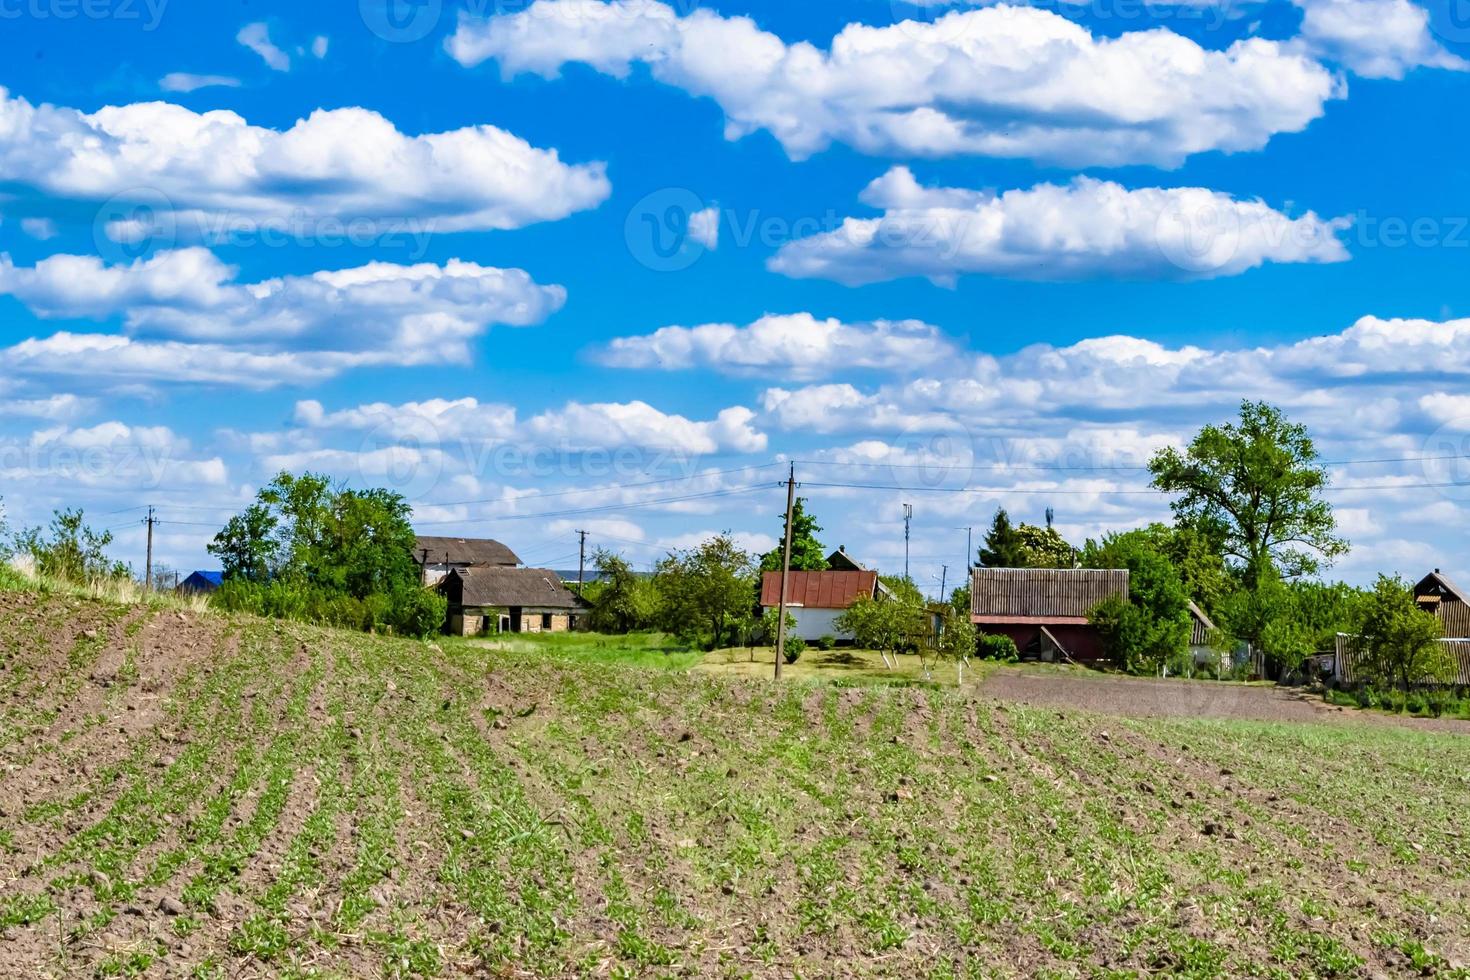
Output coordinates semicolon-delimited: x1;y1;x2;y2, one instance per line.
977;508;1026;568
1083;529;1192;675
1016;523;1077;568
656;534;755;649
1126;523;1234;616
1149;401;1348;587
1353;575;1452;695
949;582;971;617
760;497;827;571
209;503;280;582
15;509;128;583
584;549;654;633
935;603;978;683
207;472;439;637
836;587;926;669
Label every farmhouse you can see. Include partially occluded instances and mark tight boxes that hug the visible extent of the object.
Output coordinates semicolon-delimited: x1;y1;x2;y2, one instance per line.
970;567;1130;662
415;536;521;587
438;566;585;636
760;569;884;643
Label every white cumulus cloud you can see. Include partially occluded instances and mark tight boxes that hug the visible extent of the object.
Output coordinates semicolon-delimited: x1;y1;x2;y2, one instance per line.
0;87;610;234
448;0;1341;167
238;22;291;71
1292;0;1467;79
769;167;1352;285
595;312;960;379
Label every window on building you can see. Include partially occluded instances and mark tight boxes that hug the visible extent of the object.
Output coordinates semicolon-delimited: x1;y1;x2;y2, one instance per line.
541;613;553;630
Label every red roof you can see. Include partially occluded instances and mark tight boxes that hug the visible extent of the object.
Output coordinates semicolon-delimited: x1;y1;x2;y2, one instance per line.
760;570;878;609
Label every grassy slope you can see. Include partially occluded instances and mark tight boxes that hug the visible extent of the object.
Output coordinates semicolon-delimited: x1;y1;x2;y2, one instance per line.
2;592;1469;978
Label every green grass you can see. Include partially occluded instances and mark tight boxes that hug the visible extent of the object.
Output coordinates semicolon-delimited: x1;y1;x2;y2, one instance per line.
4;590;1470;977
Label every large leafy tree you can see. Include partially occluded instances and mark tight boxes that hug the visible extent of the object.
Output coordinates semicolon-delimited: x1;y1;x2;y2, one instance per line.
583;549;656;634
1015;523;1077;568
1083;530;1193;675
760;497;827;571
1353;575;1452;694
210;503;280;582
1149;401;1347;587
657;533;756;648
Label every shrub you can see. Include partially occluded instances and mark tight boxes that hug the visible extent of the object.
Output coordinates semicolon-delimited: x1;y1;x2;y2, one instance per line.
976;632;1019;662
390;587;449;639
814;635;836;651
783;636;805;664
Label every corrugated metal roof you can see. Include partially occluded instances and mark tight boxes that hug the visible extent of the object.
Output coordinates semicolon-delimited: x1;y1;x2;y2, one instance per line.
1335;634;1470;686
415;536;521;567
448;567;582;609
970;567;1129;620
760;570;878;609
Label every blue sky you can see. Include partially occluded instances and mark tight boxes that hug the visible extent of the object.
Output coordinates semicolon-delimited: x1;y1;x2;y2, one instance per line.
2;0;1469;588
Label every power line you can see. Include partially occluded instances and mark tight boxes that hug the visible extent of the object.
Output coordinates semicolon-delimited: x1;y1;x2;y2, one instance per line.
797;479;1470;496
426;462;782;509
412;483;774;527
794;451;1470;473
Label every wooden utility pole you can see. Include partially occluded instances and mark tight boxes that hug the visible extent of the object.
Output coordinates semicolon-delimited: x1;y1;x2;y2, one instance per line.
576;530;589;594
774;462;796;680
939;564;948;602
143;506;157;593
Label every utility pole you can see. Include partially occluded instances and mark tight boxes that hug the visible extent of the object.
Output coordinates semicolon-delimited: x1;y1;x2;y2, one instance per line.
957;526;973;570
939;564;948;602
576;530;589;595
774;462;796;681
142;506;157;593
903;503;913;581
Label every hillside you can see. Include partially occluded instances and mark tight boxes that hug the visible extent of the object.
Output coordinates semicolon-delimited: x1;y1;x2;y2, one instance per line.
2;591;1469;977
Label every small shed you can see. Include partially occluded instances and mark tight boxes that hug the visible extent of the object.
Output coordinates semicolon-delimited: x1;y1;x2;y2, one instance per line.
178;571;223;595
415;536;522;587
760;570;881;642
439;566;585;636
970;567;1130;662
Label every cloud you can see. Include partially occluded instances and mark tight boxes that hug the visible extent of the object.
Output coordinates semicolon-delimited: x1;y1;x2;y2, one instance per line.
0;394;91;421
687;205;720;250
19;217;56;240
159;73;242;93
769;167;1352;286
1292;0;1467;79
294;396;768;455
238;22;291;71
448;0;1341;167
595;312;960;379
0;249;566;387
312;36;330;59
2;420;228;489
0;87;611;234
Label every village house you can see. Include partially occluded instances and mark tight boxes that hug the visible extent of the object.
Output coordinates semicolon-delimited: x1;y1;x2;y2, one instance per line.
438;566;586;636
970;567;1130;662
415;536;521;587
177;570;223;595
759;548;892;643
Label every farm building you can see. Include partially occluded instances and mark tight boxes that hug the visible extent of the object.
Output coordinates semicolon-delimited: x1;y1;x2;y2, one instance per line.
415;536;521;587
759;569;886;643
1188;600;1220;664
1415;569;1470;638
177;571;223;594
1330;570;1470;686
438;566;586;636
970;567;1130;662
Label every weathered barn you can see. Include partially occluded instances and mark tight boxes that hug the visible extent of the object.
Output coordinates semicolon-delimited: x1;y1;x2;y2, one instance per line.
1334;634;1470;687
970;567;1130;661
415;536;521;587
438;566;585;636
1415;569;1470;639
760;570;881;642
